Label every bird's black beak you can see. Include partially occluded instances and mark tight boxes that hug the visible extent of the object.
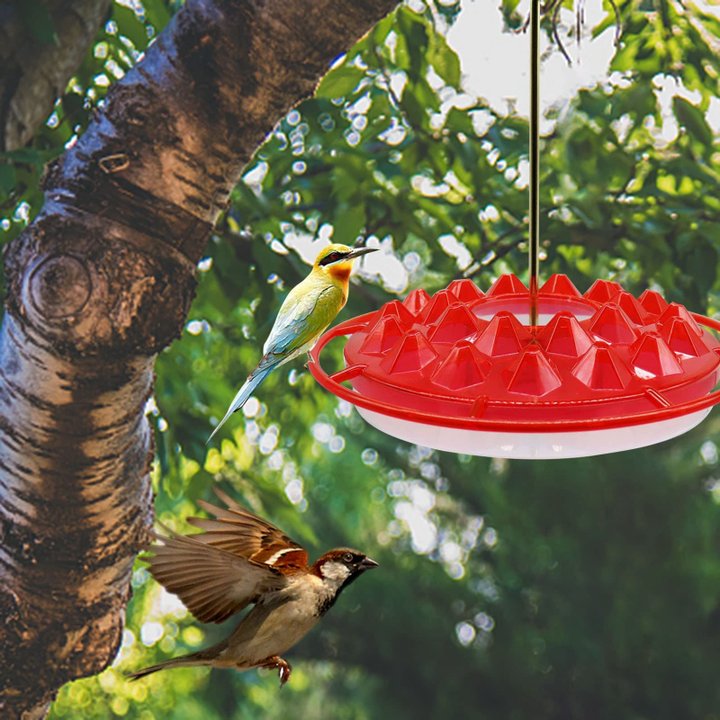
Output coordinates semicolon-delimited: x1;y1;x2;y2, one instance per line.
344;247;378;261
358;556;379;571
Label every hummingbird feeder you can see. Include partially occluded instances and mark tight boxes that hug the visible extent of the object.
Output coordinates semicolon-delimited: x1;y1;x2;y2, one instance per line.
308;2;720;459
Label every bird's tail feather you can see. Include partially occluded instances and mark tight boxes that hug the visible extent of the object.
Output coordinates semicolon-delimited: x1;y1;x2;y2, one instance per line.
207;366;274;444
126;651;212;681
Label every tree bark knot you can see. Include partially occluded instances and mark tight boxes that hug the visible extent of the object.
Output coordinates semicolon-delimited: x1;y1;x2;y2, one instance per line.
27;255;92;319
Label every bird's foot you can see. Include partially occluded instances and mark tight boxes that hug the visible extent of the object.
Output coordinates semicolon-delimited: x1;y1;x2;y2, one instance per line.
259;655;292;686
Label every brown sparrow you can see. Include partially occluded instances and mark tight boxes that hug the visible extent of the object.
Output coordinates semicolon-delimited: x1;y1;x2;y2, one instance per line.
128;490;378;684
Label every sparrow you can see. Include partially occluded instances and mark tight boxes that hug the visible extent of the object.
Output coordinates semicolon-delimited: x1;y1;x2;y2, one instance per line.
128;489;378;685
208;242;377;443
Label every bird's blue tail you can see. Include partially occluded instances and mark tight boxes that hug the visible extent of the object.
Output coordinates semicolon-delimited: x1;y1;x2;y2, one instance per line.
207;366;273;444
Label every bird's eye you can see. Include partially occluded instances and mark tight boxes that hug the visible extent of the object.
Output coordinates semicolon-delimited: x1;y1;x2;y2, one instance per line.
343;552;354;564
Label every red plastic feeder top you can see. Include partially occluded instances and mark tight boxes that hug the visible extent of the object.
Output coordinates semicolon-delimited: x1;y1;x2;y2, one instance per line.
309;274;720;459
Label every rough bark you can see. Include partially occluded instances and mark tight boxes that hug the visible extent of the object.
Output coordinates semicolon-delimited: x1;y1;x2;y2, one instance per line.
0;0;398;717
0;0;113;151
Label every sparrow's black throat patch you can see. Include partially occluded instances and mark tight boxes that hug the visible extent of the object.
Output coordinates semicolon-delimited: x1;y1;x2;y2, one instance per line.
316;571;365;616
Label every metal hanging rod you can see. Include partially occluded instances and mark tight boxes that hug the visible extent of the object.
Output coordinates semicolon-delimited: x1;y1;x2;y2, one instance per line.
529;0;541;328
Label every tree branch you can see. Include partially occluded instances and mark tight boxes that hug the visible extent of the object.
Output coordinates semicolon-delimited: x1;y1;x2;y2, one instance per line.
0;0;399;717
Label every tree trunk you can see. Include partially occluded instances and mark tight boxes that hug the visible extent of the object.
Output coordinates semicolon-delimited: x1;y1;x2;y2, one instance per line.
0;0;113;151
0;1;398;716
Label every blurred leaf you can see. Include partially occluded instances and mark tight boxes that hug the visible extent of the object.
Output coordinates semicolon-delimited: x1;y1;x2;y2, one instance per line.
673;95;713;148
430;33;461;86
0;163;17;194
113;4;149;51
316;66;365;99
142;0;172;30
333;202;365;243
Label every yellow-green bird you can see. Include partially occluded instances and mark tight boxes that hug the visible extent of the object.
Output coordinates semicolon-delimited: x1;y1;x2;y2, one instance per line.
208;243;377;443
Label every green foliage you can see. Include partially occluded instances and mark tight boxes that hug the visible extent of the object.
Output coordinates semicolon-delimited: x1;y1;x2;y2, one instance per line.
4;0;720;718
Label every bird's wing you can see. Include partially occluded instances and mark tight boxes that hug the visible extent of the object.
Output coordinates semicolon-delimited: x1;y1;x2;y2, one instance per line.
262;282;345;359
147;530;287;624
187;488;310;573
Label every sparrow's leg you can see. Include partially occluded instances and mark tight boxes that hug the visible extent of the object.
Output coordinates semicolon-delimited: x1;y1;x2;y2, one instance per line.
258;655;292;686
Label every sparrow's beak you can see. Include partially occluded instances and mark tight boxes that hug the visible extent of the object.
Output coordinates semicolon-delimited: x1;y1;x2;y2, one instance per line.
345;247;378;261
359;556;379;570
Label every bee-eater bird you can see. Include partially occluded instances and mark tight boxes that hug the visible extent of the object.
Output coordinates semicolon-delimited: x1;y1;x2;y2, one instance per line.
208;243;377;443
127;489;378;684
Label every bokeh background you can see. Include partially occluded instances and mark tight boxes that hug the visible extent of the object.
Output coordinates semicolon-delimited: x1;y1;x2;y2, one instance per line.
3;0;720;717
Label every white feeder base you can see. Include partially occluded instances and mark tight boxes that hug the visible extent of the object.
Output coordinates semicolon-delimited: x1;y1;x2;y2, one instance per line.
355;407;712;459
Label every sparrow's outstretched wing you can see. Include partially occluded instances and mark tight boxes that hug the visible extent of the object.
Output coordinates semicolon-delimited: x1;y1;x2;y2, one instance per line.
187;488;310;573
147;531;286;624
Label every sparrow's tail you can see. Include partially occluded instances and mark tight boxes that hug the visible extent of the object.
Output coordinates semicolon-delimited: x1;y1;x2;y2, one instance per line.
207;365;274;444
126;651;213;681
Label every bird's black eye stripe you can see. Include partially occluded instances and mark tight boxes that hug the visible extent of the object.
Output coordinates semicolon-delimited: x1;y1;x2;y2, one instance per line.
319;251;344;266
